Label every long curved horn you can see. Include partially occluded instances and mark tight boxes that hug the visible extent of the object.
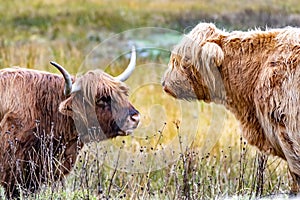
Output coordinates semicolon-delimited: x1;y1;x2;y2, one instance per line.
71;82;81;93
115;46;136;82
50;61;73;96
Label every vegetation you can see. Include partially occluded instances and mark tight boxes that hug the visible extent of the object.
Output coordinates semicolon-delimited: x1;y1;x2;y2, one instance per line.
0;0;300;199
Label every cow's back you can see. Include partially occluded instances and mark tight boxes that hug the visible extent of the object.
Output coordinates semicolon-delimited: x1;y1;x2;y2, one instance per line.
0;68;80;197
0;68;64;123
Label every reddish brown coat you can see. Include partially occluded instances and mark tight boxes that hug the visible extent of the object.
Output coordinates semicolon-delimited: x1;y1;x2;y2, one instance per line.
0;67;139;198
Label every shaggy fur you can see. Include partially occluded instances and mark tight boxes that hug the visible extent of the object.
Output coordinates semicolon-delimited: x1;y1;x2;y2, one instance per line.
162;22;300;192
0;67;139;198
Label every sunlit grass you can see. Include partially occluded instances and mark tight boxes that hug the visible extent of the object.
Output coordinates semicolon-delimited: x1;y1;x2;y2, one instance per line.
0;42;291;199
0;0;297;199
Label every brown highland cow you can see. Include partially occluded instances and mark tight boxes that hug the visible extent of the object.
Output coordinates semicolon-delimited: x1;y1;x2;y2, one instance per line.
0;47;140;198
162;23;300;192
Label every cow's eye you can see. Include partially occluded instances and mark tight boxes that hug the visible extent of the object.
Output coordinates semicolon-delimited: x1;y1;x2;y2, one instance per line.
96;96;111;106
96;99;106;106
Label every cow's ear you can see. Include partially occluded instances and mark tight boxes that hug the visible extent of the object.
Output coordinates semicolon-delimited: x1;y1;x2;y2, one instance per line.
200;42;224;68
59;96;73;116
195;42;225;100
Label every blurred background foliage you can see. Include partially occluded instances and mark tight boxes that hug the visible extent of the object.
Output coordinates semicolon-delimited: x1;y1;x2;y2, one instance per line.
0;0;300;199
1;0;300;42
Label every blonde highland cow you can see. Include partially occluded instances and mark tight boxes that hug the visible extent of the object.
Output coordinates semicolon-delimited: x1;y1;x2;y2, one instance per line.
162;23;300;193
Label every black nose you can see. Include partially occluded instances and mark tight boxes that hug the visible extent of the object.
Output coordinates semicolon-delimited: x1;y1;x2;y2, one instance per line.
162;80;165;86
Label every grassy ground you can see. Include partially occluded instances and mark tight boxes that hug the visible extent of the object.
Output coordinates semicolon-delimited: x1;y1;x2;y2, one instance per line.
0;0;300;199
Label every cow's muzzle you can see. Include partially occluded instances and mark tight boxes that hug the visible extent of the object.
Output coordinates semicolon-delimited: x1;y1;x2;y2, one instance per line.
119;109;140;135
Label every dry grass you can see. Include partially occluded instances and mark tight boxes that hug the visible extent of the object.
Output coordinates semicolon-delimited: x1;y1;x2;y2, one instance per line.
1;40;289;199
0;0;298;199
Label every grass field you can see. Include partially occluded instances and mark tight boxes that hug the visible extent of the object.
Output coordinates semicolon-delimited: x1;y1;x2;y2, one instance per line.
1;0;300;199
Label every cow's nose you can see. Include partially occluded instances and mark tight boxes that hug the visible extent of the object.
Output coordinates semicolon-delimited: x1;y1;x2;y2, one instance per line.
162;80;165;86
130;113;140;123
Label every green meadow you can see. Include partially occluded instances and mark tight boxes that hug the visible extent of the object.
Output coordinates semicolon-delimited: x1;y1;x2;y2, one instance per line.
1;0;300;199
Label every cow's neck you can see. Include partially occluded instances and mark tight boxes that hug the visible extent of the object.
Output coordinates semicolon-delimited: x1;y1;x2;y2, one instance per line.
219;31;276;117
216;34;278;155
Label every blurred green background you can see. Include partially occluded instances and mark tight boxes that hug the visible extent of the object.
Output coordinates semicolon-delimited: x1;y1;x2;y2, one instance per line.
1;0;300;199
